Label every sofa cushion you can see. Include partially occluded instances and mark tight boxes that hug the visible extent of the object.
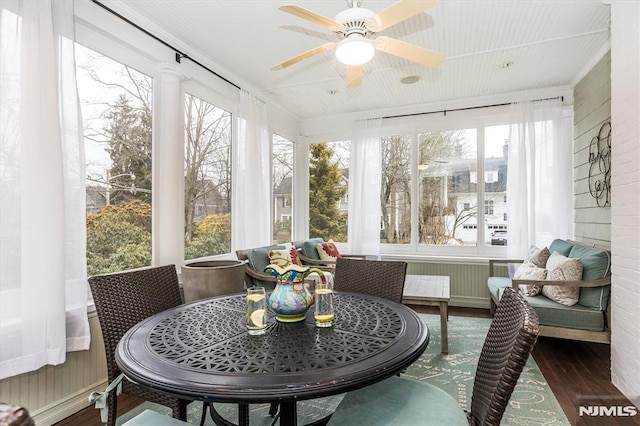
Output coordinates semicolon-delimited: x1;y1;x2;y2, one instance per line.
247;245;286;290
487;276;512;302
569;244;611;310
542;252;582;306
329;376;468;426
526;246;550;268
549;239;574;257
513;262;546;296
317;239;341;261
247;245;286;273
268;247;302;268
497;288;605;332
301;238;324;260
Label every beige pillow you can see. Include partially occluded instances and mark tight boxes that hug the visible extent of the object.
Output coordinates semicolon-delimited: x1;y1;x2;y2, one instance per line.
513;262;547;296
542;252;583;306
316;240;341;261
526;246;551;268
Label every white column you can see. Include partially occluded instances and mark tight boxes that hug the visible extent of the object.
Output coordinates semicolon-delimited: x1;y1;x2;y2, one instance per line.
152;64;185;266
293;142;310;241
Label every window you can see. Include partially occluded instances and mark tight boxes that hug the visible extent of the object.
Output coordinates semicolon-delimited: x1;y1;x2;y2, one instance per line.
418;129;478;246
309;141;350;242
184;93;232;260
280;214;292;229
366;119;513;253
485;200;494;215
485;170;498;183
484;125;509;246
381;134;412;244
273;134;294;244
76;44;153;275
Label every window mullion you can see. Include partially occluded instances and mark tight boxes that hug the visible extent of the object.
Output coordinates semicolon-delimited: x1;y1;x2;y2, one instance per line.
411;128;419;250
477;125;486;247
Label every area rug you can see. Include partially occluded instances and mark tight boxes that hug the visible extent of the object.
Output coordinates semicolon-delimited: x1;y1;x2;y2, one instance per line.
116;314;569;425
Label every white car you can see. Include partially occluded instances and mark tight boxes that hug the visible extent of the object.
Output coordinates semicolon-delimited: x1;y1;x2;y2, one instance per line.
491;230;507;245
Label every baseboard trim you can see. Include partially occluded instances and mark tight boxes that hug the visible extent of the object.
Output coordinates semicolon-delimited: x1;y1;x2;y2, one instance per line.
31;379;107;426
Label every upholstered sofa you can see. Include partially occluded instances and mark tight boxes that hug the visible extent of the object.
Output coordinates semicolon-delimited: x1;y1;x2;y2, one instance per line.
294;238;366;271
488;239;611;344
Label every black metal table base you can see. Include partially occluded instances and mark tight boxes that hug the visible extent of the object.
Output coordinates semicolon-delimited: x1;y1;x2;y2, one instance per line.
205;402;249;426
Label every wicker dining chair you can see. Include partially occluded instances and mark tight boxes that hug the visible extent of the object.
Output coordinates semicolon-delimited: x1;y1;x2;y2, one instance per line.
328;287;540;425
89;265;189;426
333;257;408;303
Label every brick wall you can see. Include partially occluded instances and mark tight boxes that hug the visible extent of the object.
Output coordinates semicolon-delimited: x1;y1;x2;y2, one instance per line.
610;1;640;407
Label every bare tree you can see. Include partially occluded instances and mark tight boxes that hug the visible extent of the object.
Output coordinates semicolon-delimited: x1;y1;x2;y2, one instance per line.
272;134;294;200
184;94;231;242
80;62;153;203
381;135;411;243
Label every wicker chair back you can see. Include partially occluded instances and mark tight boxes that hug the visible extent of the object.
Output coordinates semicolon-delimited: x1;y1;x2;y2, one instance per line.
89;265;188;426
333;258;407;303
469;287;539;425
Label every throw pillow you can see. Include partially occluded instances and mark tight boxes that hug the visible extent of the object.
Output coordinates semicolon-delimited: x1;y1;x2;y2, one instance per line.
542;252;583;306
513;262;547;296
526;245;551;268
268;247;301;268
316;240;341;261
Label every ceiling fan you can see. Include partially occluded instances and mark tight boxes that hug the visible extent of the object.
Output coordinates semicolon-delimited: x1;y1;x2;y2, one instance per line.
271;0;445;88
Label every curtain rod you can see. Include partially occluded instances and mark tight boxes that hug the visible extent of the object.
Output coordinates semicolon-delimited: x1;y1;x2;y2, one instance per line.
381;96;564;120
91;0;241;91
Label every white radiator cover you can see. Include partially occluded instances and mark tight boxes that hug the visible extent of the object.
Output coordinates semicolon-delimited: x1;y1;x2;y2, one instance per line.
406;262;490;309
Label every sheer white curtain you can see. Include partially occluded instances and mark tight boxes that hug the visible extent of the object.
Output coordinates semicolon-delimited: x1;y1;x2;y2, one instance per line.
232;90;271;250
348;118;382;256
507;98;573;259
0;0;90;380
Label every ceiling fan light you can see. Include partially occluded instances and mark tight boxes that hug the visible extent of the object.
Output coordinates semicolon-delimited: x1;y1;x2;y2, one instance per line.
335;36;375;66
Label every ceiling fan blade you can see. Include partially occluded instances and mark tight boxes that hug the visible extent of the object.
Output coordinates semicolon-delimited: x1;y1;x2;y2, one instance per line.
374;36;444;67
346;65;363;88
366;0;438;32
279;5;346;32
271;42;336;71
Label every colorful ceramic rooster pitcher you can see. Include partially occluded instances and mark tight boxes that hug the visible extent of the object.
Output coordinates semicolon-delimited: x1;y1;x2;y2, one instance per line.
264;264;325;322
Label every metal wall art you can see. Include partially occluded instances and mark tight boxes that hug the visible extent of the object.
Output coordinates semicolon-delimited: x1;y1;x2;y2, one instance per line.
588;121;611;207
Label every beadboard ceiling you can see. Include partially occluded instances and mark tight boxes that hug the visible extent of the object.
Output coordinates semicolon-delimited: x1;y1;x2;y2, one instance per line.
100;0;611;121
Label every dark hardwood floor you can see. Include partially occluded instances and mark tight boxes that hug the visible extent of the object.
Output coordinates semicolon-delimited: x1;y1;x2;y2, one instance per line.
55;306;636;426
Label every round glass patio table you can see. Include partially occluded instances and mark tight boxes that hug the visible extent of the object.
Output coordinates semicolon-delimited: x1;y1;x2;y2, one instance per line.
116;291;429;426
